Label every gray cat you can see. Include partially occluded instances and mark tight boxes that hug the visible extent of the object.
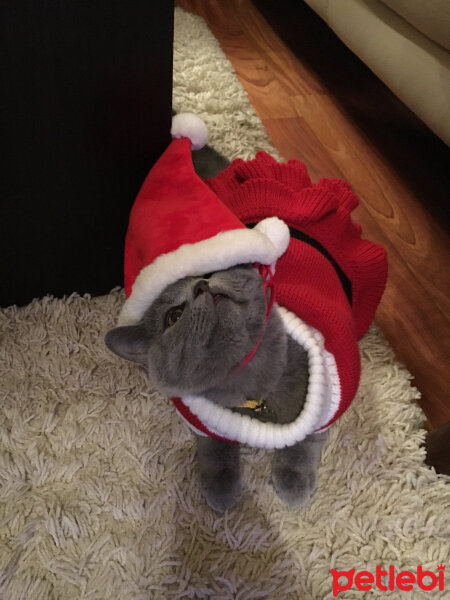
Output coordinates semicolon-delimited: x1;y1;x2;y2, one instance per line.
105;146;326;512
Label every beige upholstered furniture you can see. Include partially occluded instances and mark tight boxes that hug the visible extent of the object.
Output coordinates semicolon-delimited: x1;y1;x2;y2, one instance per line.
304;0;450;145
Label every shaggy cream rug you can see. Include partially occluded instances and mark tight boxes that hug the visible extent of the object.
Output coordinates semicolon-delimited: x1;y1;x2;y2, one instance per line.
1;7;449;600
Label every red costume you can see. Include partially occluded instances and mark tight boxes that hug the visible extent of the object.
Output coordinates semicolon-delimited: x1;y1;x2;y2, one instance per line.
117;114;387;448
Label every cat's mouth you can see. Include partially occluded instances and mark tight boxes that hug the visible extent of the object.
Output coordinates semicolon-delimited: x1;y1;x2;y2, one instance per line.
195;280;246;307
213;293;229;305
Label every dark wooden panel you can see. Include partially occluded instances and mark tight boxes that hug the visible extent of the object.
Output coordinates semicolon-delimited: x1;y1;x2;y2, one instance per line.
1;1;174;306
425;422;450;475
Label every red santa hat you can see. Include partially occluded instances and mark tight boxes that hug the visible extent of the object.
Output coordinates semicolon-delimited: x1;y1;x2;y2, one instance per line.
118;114;290;326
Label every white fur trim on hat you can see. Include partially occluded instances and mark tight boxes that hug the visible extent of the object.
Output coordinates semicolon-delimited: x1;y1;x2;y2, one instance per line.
254;217;290;257
171;113;208;150
118;217;290;326
179;306;341;448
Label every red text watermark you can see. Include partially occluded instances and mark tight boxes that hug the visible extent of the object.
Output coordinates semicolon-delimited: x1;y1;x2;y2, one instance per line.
331;564;445;596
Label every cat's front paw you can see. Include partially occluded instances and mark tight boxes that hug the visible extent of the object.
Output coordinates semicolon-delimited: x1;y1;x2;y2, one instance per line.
199;468;242;513
272;466;317;509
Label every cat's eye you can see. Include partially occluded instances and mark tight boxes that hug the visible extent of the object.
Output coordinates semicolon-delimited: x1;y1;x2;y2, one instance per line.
165;305;185;329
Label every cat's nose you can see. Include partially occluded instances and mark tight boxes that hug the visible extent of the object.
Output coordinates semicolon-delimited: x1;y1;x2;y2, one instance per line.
193;280;209;298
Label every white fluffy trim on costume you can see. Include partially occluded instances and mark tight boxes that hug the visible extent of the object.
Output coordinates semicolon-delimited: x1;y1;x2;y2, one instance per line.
177;307;341;449
118;217;290;326
171;113;208;150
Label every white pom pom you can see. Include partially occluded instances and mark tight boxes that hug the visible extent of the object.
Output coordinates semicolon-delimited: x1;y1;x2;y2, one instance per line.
255;217;290;257
171;113;208;150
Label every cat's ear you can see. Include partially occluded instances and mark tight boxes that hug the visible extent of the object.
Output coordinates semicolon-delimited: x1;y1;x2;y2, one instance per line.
104;325;149;364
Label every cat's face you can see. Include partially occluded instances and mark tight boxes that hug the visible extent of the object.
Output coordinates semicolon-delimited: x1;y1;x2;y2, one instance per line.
105;265;267;396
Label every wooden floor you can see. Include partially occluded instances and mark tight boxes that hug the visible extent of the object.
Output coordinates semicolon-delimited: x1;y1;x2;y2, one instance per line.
177;0;450;430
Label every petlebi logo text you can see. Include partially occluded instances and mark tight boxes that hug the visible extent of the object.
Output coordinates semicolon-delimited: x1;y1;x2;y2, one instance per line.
331;564;445;596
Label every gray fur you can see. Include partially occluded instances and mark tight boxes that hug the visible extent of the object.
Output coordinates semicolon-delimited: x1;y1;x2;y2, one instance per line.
105;143;326;512
106;266;287;405
192;145;230;179
272;431;327;508
196;435;242;513
171;109;229;180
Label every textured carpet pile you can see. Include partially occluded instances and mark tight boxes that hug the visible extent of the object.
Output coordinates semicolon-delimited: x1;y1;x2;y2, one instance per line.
1;8;449;600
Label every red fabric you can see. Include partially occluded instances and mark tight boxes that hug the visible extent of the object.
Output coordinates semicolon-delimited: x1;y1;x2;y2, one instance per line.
171;397;239;443
124;138;246;297
208;152;388;428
